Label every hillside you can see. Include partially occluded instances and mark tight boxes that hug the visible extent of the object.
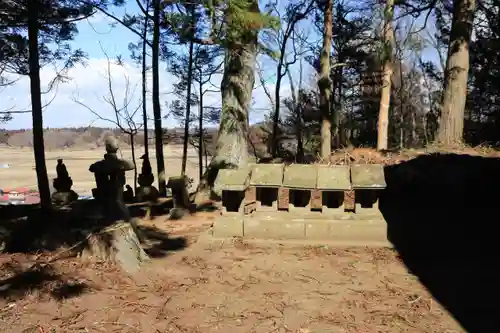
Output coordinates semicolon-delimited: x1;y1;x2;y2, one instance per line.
0;125;269;153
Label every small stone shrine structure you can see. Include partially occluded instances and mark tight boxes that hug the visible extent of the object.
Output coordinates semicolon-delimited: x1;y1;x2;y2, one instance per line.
212;163;388;243
136;154;159;202
86;136;149;272
51;158;78;207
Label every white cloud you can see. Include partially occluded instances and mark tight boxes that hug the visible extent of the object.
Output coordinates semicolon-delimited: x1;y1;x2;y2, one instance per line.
1;57;293;130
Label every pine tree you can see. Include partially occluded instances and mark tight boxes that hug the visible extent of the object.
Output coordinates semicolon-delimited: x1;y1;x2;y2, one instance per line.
1;0;96;212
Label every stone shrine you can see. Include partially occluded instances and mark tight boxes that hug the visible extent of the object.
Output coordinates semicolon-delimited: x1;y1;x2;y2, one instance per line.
89;137;135;221
84;137;149;272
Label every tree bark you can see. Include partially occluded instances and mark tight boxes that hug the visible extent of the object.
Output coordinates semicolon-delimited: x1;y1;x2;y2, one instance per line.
130;133;137;192
81;222;149;273
436;0;475;146
181;7;195;176
27;3;51;212
318;0;333;160
377;0;394;151
141;3;149;158
194;0;259;202
287;70;303;162
198;76;204;181
152;0;166;195
296;50;304;159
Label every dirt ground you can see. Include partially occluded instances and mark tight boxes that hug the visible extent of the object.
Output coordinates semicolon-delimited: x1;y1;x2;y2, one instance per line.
0;212;463;333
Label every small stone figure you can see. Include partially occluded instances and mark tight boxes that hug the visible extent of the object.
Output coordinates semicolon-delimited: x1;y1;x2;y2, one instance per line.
166;175;191;219
123;184;134;203
89;137;135;221
136;153;159;202
140;154;152;177
51;158;78;207
56;159;69;179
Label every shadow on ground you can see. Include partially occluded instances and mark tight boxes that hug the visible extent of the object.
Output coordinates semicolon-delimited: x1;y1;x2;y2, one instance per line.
0;199;189;301
1;200;187;256
138;225;187;258
380;153;500;333
127;195;218;220
0;261;90;302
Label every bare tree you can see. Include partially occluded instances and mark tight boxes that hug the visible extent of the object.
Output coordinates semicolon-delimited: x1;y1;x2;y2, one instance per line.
72;48;143;191
377;0;395;151
261;0;315;157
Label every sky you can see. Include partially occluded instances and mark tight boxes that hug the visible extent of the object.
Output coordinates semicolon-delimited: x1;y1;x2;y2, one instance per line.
0;0;438;130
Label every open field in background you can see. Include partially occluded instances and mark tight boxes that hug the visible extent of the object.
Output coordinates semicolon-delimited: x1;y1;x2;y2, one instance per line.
0;145;204;195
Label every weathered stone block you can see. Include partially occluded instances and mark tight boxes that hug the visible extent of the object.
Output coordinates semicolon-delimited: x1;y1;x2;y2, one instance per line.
278;187;289;210
167;176;190;209
310;189;322;210
245;186;256;202
344;190;355;210
317;165;351;190
305;219;388;243
304;221;330;239
250;164;284;187
244;219;305;239
351;164;386;189
242;202;257;215
212;217;244;237
282;164;317;189
215;168;251;191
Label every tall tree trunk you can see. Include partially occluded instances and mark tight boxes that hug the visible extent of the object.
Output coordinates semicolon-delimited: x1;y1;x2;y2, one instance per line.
27;3;51;212
336;63;345;147
411;109;417;147
296;50;304;159
198;76;204;182
270;68;284;157
270;26;293;157
318;0;333;160
398;54;405;149
152;0;166;195
377;0;394;151
436;0;475;146
142;3;149;158
130;133;137;191
287;69;302;162
194;1;259;202
181;7;195;176
332;60;343;149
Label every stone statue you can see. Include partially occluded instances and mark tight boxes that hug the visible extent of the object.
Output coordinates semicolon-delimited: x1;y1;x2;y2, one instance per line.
51;158;78;207
56;159;69;179
89;136;135;221
136;153;159;202
123;184;134;203
140;154;152;177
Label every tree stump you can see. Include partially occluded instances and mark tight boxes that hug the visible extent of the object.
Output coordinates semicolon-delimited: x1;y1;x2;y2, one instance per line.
80;221;149;273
